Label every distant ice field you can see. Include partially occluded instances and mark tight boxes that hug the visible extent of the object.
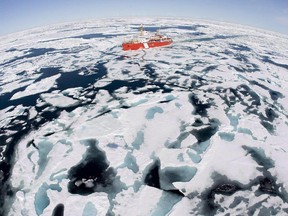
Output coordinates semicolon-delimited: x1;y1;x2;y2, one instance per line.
0;18;288;216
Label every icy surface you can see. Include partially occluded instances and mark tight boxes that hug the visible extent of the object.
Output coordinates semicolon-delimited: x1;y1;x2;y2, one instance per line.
0;18;288;216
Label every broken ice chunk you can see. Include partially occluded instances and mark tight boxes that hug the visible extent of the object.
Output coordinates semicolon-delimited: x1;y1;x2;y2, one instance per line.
160;166;197;191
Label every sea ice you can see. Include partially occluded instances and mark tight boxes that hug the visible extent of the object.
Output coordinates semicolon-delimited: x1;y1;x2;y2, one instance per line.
1;18;288;216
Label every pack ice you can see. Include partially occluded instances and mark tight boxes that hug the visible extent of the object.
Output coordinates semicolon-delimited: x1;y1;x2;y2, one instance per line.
0;18;288;216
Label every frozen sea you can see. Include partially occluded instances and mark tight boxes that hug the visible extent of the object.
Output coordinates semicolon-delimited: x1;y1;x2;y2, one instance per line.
0;18;288;216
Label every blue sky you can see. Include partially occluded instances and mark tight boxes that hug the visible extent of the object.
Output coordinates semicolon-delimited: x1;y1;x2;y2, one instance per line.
0;0;287;36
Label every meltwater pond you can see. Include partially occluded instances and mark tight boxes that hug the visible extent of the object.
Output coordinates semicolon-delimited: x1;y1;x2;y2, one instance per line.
0;18;288;216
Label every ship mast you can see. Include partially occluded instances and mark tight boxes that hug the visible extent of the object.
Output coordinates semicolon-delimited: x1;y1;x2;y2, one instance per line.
140;24;144;36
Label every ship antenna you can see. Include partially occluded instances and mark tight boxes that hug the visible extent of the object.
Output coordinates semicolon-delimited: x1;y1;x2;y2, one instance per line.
156;25;161;35
140;24;144;36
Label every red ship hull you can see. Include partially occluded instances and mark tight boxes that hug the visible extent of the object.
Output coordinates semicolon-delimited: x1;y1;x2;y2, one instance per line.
122;40;172;51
